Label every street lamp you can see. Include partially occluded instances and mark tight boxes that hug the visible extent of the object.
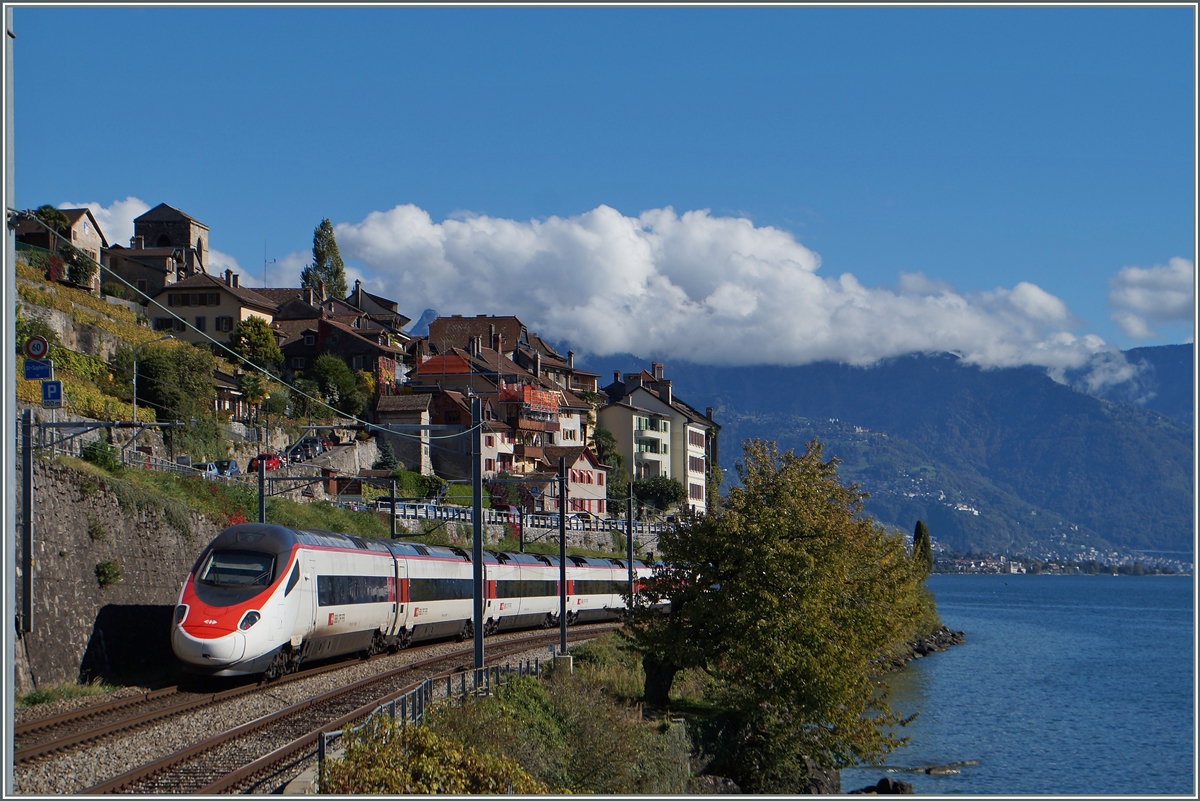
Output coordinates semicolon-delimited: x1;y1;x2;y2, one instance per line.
132;334;174;424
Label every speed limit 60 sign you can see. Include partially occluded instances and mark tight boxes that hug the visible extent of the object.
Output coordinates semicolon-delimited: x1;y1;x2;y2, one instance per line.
23;335;49;360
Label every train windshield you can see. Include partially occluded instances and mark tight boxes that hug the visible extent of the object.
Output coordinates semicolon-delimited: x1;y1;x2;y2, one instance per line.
197;550;276;587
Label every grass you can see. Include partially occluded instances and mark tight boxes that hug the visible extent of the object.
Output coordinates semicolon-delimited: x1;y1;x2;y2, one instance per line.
16;679;117;708
569;633;711;705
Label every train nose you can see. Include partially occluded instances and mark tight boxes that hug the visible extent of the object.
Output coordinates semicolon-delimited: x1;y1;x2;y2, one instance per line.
172;626;247;666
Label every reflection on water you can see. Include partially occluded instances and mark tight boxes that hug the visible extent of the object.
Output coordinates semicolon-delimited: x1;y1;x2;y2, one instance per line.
840;575;1193;795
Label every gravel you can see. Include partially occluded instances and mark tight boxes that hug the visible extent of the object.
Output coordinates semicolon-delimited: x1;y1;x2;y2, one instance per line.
13;626;610;795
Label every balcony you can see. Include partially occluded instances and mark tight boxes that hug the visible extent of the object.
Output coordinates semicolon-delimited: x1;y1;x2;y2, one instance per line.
514;443;544;460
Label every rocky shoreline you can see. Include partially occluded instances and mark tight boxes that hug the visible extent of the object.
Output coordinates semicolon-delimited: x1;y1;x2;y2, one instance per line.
873;624;966;674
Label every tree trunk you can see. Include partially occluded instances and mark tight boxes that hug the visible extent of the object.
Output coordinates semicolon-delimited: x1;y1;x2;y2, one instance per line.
642;653;680;707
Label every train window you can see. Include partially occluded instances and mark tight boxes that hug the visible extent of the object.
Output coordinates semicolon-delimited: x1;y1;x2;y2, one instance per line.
197;550;275;587
409;578;473;602
495;580;558;598
284;562;300;596
317;575;393;606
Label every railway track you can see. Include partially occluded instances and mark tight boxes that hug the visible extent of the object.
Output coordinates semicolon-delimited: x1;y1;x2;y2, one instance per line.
83;626;615;794
13;648;401;765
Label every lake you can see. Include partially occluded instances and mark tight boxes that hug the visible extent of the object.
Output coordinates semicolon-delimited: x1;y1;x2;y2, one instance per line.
840;574;1195;795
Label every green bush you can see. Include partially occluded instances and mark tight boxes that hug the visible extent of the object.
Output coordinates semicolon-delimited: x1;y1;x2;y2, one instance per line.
321;716;549;794
81;439;122;472
16;679;115;708
95;559;121;588
426;672;693;793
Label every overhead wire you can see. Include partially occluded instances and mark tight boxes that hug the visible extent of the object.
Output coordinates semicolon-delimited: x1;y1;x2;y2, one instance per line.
9;208;483;443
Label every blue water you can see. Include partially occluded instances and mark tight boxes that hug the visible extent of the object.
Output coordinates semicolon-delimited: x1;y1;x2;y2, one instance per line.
840;575;1195;795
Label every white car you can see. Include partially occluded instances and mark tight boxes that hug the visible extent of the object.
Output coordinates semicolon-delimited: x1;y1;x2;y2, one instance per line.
195;462;220;479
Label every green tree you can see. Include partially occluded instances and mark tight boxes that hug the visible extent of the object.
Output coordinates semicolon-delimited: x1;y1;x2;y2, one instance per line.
624;439;936;792
261;385;291;427
229;316;283;372
237;372;267;416
311;353;364;416
137;341;221;457
632;475;686;515
300;218;348;300
913;519;933;576
289;378;322;420
60;243;98;287
373;439;398;471
34;205;70;238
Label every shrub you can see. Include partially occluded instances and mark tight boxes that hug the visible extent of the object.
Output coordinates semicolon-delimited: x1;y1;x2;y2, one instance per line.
95;559;121;589
321;716;549;794
87;515;108;542
81;439;121;472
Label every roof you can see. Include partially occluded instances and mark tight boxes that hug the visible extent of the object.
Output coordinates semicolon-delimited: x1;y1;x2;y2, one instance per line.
134;202;208;228
272;319;318;346
414;353;473;376
255;287;311;305
321;317;406;355
376;394;432;413
155;272;277;312
540;446;611;473
60;208;109;248
428;315;526;352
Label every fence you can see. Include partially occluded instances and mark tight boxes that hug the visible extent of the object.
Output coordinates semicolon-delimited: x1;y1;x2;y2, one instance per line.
119;448;253;486
370;502;672;535
316;659;542;788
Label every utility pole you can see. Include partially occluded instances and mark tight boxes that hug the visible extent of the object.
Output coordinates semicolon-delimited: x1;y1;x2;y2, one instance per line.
390;478;397;539
558;456;568;654
19;410;33;633
471;396;484;670
627;481;634;608
7;14;21;791
258;458;266;523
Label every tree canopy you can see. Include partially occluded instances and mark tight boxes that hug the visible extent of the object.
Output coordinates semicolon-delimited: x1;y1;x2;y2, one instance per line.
301;218;348;300
632;475;686;514
624;439;938;792
137;340;221;458
311;353;367;416
230;316;283;372
913;520;933;576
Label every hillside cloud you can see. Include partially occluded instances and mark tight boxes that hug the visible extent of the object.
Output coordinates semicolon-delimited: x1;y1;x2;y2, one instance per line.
336;203;1129;379
1108;257;1194;340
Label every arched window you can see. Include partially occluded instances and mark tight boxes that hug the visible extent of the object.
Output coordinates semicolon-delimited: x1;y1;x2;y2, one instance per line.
155;234;171;247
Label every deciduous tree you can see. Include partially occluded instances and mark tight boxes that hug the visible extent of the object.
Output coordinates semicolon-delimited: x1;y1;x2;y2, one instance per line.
624;439;937;792
230;317;283;372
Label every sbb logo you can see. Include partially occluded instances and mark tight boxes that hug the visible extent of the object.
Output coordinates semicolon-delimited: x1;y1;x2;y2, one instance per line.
327;612;345;625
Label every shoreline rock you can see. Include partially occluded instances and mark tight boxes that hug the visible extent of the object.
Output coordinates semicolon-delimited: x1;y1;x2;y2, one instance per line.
873;625;966;673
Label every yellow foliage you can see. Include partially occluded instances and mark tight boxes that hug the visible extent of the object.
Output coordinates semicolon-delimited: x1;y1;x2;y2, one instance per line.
321;717;551;794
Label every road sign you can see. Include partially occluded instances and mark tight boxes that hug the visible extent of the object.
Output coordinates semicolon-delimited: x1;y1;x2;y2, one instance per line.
42;380;63;409
23;359;52;380
23;335;49;360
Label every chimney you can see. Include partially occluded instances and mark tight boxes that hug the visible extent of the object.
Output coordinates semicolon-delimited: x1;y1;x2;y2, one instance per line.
663;380;672;405
614;370;621;386
567;350;574;368
131;235;143;249
535;351;542;378
652;362;664;380
706;406;713;420
318;280;326;301
224;269;233;286
490;324;497;350
231;273;239;288
304;286;315;305
496;332;504;355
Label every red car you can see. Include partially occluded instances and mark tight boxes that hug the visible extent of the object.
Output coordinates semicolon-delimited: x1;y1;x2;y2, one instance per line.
247;453;283;472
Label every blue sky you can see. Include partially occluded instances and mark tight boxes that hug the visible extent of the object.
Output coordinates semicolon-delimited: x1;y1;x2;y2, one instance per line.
12;6;1195;372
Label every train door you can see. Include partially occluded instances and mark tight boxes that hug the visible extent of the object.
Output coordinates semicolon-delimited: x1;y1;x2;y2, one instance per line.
299;553;319;637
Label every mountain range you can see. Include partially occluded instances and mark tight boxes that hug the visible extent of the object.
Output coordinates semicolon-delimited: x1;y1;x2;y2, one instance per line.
577;345;1193;558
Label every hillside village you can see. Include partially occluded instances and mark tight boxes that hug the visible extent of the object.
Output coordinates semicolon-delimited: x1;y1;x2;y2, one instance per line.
14;202;720;519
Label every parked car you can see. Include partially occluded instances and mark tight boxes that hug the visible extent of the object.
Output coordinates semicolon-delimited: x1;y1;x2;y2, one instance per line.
320;437;335;450
214;459;240;477
298;436;325;454
286;445;307;463
195;462;220;479
248;453;283;472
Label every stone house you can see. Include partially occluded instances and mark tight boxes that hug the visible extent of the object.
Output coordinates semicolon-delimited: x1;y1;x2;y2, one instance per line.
147;270;275;345
374;393;433;475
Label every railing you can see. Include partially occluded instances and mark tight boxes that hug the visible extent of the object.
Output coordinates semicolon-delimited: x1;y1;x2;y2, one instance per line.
317;660;541;788
119;449;252;485
369;502;674;535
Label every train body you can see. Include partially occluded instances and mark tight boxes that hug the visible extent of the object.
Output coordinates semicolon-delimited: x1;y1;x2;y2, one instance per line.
172;523;654;678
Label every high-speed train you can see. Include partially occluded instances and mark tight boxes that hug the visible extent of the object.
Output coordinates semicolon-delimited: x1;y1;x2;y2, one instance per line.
172;523;655;678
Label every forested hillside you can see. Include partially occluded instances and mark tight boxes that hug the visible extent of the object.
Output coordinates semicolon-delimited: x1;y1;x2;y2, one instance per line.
580;349;1194;556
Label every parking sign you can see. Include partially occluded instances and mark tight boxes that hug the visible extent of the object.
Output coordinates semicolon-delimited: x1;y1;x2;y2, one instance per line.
42;380;63;409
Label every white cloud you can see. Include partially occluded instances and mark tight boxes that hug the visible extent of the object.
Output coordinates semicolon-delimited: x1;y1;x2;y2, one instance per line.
57;196;149;248
1107;257;1195;339
207;249;243;277
335;203;1127;381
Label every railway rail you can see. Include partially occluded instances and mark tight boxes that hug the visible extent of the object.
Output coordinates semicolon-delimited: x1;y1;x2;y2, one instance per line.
82;626;614;794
